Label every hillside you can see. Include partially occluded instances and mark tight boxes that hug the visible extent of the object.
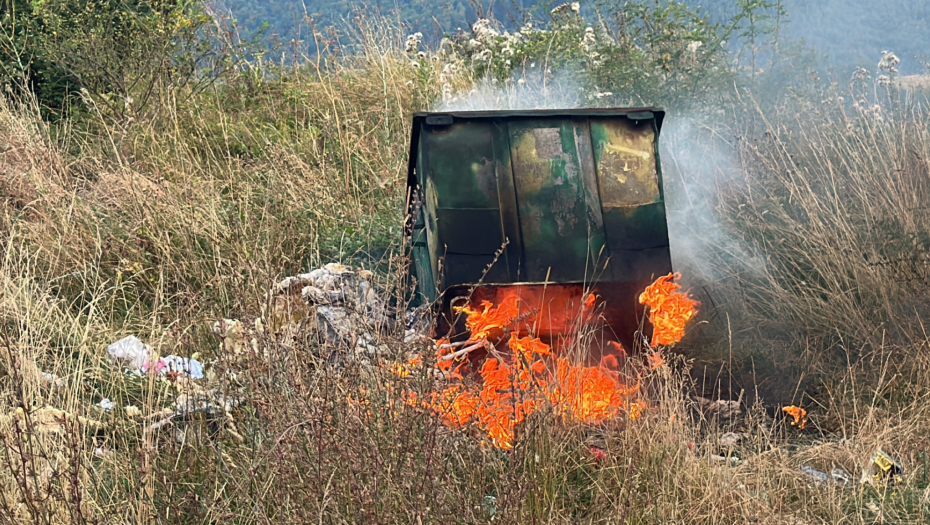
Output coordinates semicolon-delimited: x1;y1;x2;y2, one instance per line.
218;0;930;74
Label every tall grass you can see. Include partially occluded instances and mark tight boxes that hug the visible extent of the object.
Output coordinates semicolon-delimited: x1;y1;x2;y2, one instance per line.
0;13;929;523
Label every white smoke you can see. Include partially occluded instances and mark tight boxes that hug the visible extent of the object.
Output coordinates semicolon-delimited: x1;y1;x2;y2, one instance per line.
433;73;765;292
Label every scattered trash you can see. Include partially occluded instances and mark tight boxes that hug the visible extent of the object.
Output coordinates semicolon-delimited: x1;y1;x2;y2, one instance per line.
801;465;830;484
98;398;114;411
94;446;113;459
861;448;904;485
782;405;808;429
107;335;153;373
404;306;432;343
719;432;743;447
124;405;141;418
696;396;741;419
866;501;885;519
268;263;397;363
831;467;852;486
589;446;608;464
39;371;65;388
106;335;203;379
154;355;204;379
482;495;497;517
801;465;853;488
710;454;742;466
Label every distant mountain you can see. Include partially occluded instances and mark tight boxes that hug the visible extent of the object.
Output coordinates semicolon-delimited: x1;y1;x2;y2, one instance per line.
213;0;930;75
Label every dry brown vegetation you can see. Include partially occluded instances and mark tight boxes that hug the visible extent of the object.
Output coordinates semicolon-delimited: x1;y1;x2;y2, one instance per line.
0;12;929;524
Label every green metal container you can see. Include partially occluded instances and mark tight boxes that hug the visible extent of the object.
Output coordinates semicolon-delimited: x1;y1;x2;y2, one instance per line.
405;108;672;347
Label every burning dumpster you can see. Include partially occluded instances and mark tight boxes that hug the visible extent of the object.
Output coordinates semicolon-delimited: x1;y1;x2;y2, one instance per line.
405;108;672;355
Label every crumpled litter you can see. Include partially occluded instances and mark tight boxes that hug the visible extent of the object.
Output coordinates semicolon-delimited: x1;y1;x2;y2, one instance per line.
40;371;65;387
710;454;741;466
861;448;904;485
106;335;203;379
404;306;432;343
719;432;743;447
154;355;204;379
269;263;395;360
801;465;853;487
107;335;153;372
98;398;114;411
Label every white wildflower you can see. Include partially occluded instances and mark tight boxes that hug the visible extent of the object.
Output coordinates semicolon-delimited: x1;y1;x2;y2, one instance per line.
583;27;596;52
405;32;423;54
410;61;421;69
687;40;702;53
851;67;871;83
473;19;500;42
878;50;900;72
551;2;576;14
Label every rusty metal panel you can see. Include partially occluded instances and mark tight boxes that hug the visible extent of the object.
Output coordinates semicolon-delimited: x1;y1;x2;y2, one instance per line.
590;118;661;208
508;120;607;282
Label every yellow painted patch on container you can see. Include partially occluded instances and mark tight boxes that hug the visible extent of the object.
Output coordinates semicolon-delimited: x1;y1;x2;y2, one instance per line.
594;120;660;207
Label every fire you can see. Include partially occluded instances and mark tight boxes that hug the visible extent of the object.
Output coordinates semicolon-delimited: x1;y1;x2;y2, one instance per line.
390;354;423;378
548;358;639;423
455;295;520;341
639;273;697;346
401;278;696;450
782;405;808;430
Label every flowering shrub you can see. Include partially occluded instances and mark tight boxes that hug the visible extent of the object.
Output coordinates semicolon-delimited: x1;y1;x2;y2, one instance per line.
416;1;739;110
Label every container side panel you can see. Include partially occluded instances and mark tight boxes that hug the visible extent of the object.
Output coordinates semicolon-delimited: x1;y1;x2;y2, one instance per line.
421;121;508;291
590;119;661;207
423;122;501;209
491;121;524;282
572;121;609;274
589;117;672;284
509;120;600;282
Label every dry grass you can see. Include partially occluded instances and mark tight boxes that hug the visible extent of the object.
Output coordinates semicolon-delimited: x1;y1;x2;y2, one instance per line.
0;22;929;523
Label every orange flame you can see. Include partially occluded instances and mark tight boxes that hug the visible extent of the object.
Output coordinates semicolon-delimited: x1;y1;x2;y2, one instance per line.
390;354;423;377
548;358;639;422
402;280;696;450
639;273;697;346
782;405;807;430
455;295;520;342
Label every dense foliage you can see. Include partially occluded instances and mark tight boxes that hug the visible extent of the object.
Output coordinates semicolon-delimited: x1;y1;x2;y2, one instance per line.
0;0;249;118
222;0;930;74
